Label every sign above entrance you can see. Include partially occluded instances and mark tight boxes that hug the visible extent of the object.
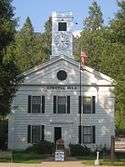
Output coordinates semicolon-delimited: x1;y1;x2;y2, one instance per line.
46;85;77;90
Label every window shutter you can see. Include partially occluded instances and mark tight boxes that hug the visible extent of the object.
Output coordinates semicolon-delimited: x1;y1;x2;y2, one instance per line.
93;126;95;143
83;96;84;113
79;96;81;113
42;96;45;113
78;125;81;144
27;125;31;143
92;96;95;113
28;95;31;113
53;96;57;113
41;125;44;140
67;96;70;114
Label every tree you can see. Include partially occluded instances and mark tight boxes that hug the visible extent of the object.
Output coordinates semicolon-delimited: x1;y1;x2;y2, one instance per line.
41;17;52;59
74;0;125;132
6;16;52;72
109;0;125;131
0;0;20;149
0;0;16;62
110;0;125;44
74;1;105;71
84;0;103;31
0;0;20;119
13;17;37;72
32;17;52;65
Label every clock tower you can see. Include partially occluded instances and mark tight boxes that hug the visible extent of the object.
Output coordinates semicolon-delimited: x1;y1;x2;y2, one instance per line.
51;11;74;59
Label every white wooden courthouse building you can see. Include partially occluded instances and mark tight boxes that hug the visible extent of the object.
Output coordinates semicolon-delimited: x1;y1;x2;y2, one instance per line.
8;11;115;150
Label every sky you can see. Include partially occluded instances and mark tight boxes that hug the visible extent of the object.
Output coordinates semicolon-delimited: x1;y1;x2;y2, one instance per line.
12;0;118;32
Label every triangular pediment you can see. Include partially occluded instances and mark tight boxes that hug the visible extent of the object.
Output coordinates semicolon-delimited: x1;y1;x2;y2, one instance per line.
19;56;113;86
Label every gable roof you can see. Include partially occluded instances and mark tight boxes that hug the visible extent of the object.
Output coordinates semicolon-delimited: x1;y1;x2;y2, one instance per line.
18;55;114;84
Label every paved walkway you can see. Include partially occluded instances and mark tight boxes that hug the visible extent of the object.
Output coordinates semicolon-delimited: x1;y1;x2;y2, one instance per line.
0;161;123;167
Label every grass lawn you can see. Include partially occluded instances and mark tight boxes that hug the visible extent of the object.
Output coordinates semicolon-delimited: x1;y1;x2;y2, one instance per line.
0;151;49;163
76;153;125;166
0;151;125;165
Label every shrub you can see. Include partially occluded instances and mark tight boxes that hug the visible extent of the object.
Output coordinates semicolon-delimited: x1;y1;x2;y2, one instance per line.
0;120;8;150
26;140;55;154
69;144;91;156
95;144;110;158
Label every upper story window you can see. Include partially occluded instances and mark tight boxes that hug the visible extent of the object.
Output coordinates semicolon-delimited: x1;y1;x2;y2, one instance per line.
28;95;45;113
58;22;67;31
58;96;66;113
53;96;70;114
79;96;95;114
83;97;93;114
32;96;41;113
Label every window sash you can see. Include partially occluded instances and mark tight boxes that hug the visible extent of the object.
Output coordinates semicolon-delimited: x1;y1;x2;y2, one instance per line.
28;125;43;144
83;97;92;114
32;96;41;113
32;126;40;143
58;22;67;31
57;96;67;113
83;126;94;144
83;135;93;143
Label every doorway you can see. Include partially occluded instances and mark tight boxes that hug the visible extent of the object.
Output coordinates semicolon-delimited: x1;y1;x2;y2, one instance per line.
54;127;62;143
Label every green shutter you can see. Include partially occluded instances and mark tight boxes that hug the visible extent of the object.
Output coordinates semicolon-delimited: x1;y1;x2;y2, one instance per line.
41;125;44;140
42;96;45;113
28;95;31;113
79;96;81;113
93;126;95;143
53;96;57;113
92;96;95;113
27;125;31;143
78;125;81;144
83;96;85;113
67;96;70;113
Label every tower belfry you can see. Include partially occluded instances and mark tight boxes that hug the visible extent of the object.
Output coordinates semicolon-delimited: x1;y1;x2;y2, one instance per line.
51;11;74;59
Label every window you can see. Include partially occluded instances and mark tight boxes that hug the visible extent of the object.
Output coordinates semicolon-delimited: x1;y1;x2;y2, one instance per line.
57;70;67;81
79;96;95;114
32;126;40;143
78;126;95;144
27;125;44;144
58;96;66;113
83;126;95;143
53;96;70;114
58;22;67;31
32;96;41;113
83;97;92;114
28;96;45;113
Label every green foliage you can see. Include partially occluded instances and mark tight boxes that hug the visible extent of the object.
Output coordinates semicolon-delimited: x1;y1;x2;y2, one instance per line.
6;16;52;72
84;1;103;30
26;140;55;154
13;17;37;71
41;17;52;58
74;0;125;132
0;0;20;119
109;1;125;131
0;0;16;61
0;120;8;150
110;1;125;44
69;144;91;156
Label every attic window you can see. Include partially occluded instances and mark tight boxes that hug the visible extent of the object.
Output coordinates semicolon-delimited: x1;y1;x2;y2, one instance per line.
58;22;67;31
57;70;67;81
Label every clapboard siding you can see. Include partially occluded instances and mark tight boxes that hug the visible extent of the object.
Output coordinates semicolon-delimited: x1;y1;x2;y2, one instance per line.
8;58;115;150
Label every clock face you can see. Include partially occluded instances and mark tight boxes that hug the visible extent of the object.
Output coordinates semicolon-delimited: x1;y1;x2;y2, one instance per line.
54;33;70;49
